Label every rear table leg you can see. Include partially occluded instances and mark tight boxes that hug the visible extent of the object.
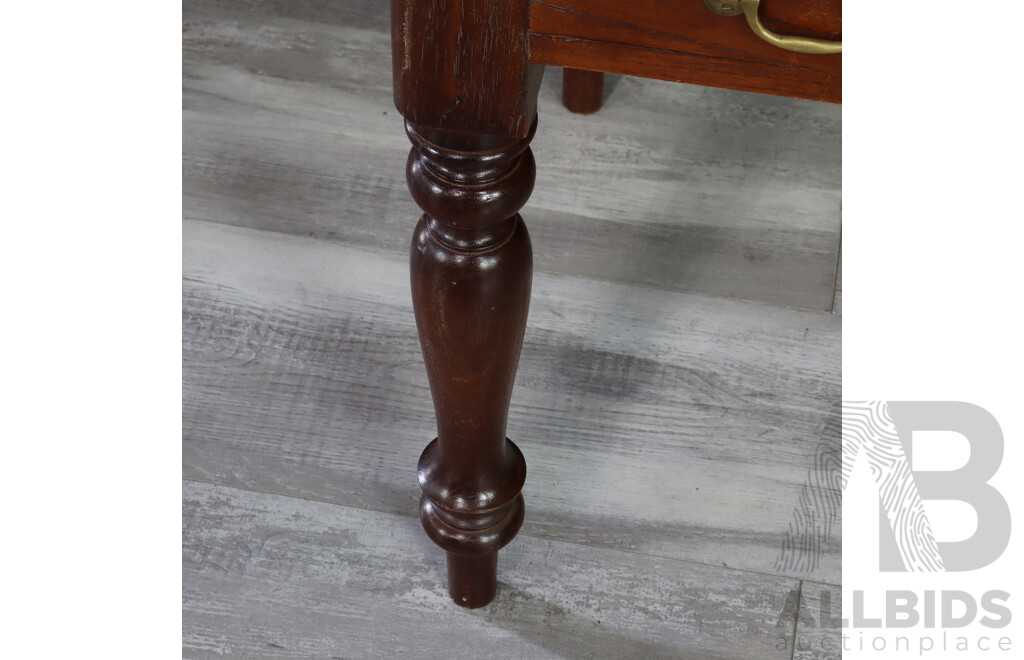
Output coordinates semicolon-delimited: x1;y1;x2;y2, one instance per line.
562;68;605;114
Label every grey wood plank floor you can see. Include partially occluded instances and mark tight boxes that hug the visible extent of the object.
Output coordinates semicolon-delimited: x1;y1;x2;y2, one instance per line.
183;1;842;657
185;481;802;659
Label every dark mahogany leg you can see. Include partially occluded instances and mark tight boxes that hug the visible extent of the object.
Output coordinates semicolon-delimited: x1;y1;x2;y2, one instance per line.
562;68;605;115
391;0;542;607
405;119;535;608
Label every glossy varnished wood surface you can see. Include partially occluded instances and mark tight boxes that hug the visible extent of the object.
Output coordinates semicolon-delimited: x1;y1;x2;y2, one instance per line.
530;0;841;102
183;0;841;655
393;0;545;603
405;121;537;606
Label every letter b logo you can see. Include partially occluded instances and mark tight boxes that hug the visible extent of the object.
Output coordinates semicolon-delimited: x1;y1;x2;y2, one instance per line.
843;401;1011;572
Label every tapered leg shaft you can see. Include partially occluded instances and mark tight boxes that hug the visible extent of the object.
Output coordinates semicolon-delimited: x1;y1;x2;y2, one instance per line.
405;119;536;608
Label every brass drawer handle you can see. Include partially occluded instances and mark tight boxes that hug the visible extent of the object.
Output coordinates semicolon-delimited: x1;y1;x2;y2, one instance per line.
703;0;842;54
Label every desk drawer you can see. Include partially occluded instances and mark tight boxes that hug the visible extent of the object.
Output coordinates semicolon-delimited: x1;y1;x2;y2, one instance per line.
529;0;841;102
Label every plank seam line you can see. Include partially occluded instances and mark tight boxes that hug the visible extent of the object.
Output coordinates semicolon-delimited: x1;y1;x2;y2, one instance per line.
830;230;841;315
789;579;804;660
182;477;841;586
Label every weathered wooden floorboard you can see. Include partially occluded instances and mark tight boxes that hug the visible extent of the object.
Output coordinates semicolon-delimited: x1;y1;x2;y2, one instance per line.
793;581;842;660
186;0;391;33
182;3;841;311
183;480;804;660
184;219;841;584
832;244;842;315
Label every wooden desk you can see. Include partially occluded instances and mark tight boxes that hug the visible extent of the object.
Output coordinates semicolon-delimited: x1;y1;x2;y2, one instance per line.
391;0;841;607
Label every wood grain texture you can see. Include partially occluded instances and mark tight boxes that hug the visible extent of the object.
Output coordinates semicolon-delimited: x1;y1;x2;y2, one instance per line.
186;0;391;31
529;0;841;103
530;34;839;103
832;244;842;315
391;0;541;137
184;480;805;659
183;4;841;311
532;0;842;61
184;219;841;583
793;582;842;660
747;0;841;39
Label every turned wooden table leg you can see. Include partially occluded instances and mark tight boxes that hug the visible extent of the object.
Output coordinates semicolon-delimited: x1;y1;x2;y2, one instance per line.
562;69;605;115
406;120;535;607
391;0;542;608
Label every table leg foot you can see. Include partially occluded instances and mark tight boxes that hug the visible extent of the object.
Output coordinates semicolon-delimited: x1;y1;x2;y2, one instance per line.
446;552;499;608
562;68;605;114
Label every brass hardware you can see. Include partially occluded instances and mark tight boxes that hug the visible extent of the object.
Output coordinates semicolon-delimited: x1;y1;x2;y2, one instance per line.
703;0;743;17
702;0;842;54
